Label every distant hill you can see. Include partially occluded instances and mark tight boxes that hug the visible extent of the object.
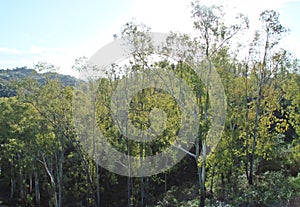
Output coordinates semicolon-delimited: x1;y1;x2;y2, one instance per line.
0;67;79;97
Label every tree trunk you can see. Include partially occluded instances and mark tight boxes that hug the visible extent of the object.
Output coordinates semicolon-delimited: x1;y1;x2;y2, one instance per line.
200;142;206;207
210;167;215;197
40;155;58;207
127;176;131;207
196;135;205;207
29;174;33;193
10;178;15;201
96;161;101;207
244;64;250;181
249;73;263;185
140;144;144;207
57;151;63;207
18;165;24;201
34;169;40;206
127;144;131;207
164;172;167;194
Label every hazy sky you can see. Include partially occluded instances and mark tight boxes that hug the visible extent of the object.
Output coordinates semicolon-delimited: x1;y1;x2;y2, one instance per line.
1;0;299;76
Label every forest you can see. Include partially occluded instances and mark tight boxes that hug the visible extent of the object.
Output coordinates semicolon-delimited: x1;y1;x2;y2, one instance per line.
0;2;300;207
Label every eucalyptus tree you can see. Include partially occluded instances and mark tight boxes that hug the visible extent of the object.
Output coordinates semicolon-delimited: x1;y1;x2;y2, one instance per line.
189;2;248;206
246;10;288;185
0;96;56;206
13;62;99;206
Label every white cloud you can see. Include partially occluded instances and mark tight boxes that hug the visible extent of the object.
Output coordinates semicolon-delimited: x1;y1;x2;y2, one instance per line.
0;46;66;56
0;46;75;75
129;0;193;33
0;48;23;55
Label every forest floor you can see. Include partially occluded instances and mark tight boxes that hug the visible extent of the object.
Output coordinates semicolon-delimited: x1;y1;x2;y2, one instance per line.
267;196;300;207
0;180;9;207
288;196;300;207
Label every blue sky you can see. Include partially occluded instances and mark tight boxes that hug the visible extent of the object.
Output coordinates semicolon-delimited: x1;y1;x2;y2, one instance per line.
0;0;300;76
0;0;135;49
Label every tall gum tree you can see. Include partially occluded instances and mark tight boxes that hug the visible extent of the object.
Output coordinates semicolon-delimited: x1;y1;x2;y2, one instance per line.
191;2;248;206
247;10;288;185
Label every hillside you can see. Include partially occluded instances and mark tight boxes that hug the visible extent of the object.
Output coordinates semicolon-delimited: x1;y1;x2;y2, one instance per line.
0;67;78;97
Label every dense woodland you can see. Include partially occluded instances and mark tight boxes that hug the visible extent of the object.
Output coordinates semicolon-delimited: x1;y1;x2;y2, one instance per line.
1;2;300;207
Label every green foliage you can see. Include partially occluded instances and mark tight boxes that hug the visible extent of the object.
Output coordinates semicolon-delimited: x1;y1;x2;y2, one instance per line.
154;184;198;207
226;171;296;206
288;174;300;197
0;3;300;207
0;67;78;98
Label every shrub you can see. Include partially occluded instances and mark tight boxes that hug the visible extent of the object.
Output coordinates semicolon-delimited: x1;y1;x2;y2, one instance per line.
232;171;295;206
288;173;300;196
